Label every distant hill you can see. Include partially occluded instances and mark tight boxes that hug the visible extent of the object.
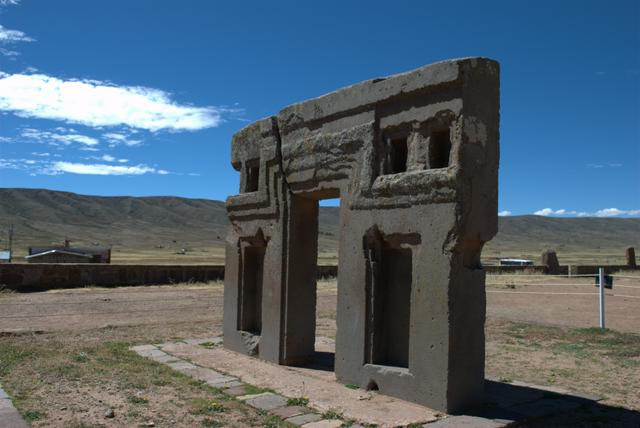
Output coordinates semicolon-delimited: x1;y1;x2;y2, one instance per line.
0;188;638;265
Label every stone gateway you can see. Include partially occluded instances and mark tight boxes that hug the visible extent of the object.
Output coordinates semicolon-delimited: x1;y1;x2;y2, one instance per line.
223;57;500;413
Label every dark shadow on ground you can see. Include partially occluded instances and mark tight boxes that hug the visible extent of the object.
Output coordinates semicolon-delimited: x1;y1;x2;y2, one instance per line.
467;379;640;427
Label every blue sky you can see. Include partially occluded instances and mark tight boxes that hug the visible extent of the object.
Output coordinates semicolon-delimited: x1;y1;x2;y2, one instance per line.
0;0;638;217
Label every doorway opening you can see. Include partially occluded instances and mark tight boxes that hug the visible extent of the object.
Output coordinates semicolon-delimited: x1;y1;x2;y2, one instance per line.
315;197;340;371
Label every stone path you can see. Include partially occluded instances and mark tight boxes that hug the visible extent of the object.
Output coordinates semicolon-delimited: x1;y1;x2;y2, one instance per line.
0;382;29;428
132;337;605;428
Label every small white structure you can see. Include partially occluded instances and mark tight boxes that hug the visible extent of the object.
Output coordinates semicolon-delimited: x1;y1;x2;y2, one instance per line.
0;250;10;263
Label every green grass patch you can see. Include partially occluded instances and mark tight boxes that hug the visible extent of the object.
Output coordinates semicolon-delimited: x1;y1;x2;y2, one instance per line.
199;341;219;349
286;396;309;406
243;384;274;395
322;409;343;419
504;322;640;367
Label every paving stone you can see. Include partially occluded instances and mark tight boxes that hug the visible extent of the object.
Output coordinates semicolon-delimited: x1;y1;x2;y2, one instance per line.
130;344;157;353
237;392;273;401
302;420;343;428
270;405;307;418
180;367;237;386
244;393;288;411
422;415;505;427
207;377;240;388
149;353;180;363
0;408;29;428
509;397;581;419
0;398;14;410
166;360;198;371
285;413;322;425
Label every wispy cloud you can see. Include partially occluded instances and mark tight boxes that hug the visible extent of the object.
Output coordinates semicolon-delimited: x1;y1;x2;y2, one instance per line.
535;207;639;217
498;210;512;216
593;208;640;217
0;0;21;6
49;161;161;176
586;162;623;168
103;132;142;147
0;24;33;43
21;128;99;146
0;72;239;131
86;154;129;163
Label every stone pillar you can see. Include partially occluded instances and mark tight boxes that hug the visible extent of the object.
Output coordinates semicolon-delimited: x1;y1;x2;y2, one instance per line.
627;247;637;268
542;250;560;275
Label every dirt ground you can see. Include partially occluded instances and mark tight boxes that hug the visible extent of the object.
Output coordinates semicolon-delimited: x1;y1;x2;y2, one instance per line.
0;276;639;427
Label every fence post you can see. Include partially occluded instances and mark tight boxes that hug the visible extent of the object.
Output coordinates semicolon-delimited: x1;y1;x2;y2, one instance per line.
598;267;605;329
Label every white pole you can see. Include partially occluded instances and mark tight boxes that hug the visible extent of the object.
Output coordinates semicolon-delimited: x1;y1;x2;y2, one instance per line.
599;267;605;329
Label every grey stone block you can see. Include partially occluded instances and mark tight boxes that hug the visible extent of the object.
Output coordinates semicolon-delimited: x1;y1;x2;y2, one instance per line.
166;360;198;371
285;413;323;425
149;353;180;363
244;393;288;411
130;344;157;353
0;409;29;428
270;405;306;418
223;57;500;413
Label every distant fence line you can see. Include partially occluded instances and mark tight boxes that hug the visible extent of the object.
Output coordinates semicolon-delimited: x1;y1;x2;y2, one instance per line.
0;263;636;292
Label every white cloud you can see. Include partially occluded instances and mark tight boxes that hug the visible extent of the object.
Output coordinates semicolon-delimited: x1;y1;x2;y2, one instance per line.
534;208;559;216
103;132;142;146
586;162;623;169
50;161;160;176
30;152;50;157
100;154;116;162
594;208;640;217
21;128;99;146
0;72;233;131
534;207;639;217
0;0;21;6
498;210;512;216
0;25;33;43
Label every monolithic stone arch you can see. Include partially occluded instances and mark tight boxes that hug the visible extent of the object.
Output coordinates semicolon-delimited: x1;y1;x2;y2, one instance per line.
223;57;500;412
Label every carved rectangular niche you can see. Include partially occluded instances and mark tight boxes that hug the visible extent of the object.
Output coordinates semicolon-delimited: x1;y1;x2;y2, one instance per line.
364;229;419;369
238;244;265;334
384;136;408;175
244;159;260;193
428;129;451;169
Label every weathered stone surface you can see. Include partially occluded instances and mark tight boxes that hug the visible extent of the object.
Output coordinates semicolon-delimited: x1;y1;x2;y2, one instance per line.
0;407;30;428
166;360;197;371
244;393;288;411
285;413;323;425
541;250;560;274
270;405;307;418
223;57;500;413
